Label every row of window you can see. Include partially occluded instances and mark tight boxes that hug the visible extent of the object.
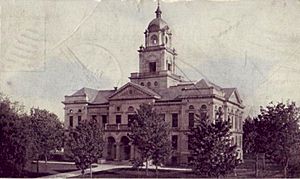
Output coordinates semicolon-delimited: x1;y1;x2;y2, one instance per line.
69;113;242;130
140;81;159;87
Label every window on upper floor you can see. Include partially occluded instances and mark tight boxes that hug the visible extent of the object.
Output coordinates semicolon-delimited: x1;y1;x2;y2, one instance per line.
172;135;178;150
172;113;178;128
116;115;122;124
159;113;165;121
69;116;73;127
78;116;82;124
149;62;156;72
200;105;208;120
188;113;194;128
102;115;107;126
128;115;135;127
167;63;172;71
91;115;96;122
189;105;195;110
151;35;158;44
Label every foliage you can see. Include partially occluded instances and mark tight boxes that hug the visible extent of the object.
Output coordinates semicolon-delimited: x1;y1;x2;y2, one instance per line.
67;119;104;175
188;110;239;177
128;103;172;175
259;102;300;177
243;116;270;154
28;108;64;172
0;94;31;177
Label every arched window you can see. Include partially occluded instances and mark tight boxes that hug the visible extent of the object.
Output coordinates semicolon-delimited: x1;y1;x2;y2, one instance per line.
154;81;158;86
128;106;134;113
189;105;194;110
147;82;151;87
151;35;158;44
78;109;82;113
141;82;144;86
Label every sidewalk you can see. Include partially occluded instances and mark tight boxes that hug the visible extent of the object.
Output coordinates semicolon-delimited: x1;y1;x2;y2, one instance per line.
40;163;131;178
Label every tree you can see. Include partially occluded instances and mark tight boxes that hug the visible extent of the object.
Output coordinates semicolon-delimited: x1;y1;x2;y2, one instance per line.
28;108;64;173
188;110;239;177
128;103;172;176
0;93;31;177
67;119;104;177
259;102;300;177
243;116;269;176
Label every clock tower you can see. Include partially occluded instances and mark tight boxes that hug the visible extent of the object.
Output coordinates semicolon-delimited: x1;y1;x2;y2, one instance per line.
130;4;183;91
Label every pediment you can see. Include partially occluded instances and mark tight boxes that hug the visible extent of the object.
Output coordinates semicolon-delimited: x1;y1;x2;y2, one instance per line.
228;90;242;104
109;83;160;100
195;79;210;88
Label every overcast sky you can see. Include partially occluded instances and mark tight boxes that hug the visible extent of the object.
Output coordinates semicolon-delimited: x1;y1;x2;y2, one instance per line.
0;0;299;120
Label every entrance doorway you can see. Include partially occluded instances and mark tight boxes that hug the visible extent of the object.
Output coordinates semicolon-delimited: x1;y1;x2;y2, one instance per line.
120;136;131;160
107;137;116;160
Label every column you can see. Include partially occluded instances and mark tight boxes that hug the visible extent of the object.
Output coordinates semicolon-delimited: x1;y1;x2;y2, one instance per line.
115;142;120;161
130;144;135;160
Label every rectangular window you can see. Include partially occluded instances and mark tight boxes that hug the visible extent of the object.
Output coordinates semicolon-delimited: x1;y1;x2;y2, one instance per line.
69;116;73;127
188;135;193;150
172;135;178;150
91;115;96;122
102;115;107;126
172;113;178;127
149;62;156;72
78;116;82;124
116;115;122;124
159;114;165;121
188;113;194;127
168;63;172;71
128;115;135;127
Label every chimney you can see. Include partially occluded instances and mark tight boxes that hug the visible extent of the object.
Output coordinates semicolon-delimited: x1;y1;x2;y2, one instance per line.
114;87;118;91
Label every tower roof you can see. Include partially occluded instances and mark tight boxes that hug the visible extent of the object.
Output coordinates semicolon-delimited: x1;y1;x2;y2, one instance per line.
147;3;169;32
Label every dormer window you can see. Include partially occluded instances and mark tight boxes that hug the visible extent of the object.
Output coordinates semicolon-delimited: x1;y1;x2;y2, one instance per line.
149;62;156;72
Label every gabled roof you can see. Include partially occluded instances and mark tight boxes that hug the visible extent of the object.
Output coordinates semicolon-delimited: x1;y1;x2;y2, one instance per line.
109;82;161;99
222;87;243;104
92;90;115;104
223;88;236;100
71;87;99;102
187;79;222;90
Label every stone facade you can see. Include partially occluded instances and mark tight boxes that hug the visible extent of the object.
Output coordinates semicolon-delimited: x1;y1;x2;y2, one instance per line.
63;5;245;165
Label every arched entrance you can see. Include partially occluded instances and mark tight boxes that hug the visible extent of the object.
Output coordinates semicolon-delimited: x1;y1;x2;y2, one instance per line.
107;136;116;160
120;136;131;160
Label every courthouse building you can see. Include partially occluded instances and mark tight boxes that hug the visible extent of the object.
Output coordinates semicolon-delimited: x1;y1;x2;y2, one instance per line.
63;5;245;165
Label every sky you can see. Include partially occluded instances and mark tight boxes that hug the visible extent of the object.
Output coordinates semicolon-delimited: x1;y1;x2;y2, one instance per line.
0;0;299;120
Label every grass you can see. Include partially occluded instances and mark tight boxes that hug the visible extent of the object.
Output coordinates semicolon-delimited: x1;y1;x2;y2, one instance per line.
23;161;79;177
81;168;199;178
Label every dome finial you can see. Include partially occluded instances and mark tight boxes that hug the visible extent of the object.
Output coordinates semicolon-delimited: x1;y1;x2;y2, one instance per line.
155;0;162;18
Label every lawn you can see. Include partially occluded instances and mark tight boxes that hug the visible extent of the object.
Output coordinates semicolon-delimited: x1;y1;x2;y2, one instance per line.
80;168;200;178
23;161;79;177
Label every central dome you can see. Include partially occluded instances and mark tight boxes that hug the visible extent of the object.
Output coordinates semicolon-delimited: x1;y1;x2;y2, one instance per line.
147;6;169;32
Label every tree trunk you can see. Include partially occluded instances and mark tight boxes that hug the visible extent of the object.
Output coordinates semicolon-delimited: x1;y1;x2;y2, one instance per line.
45;155;48;172
155;164;158;178
81;169;85;177
255;154;259;177
36;159;39;174
284;158;289;178
262;153;265;171
146;159;148;176
90;163;92;178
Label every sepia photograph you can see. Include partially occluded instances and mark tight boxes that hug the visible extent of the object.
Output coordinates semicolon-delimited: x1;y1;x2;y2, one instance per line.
0;0;300;178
